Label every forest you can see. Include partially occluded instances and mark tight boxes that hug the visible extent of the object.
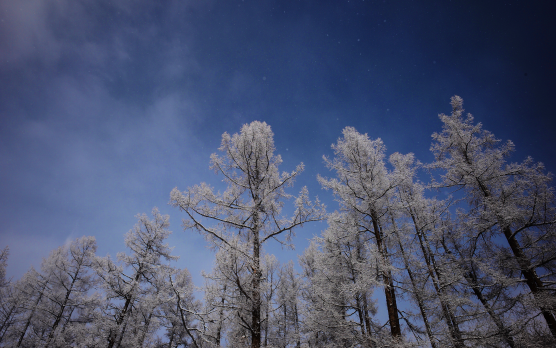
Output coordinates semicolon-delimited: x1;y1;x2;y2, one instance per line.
1;96;555;347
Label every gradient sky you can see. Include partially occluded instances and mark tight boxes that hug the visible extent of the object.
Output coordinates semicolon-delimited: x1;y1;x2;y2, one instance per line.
1;0;555;289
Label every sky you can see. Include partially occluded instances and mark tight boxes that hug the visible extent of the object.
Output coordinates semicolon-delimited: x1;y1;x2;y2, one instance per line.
1;0;555;290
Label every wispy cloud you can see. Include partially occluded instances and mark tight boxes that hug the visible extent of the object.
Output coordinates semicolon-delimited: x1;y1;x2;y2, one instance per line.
0;0;219;279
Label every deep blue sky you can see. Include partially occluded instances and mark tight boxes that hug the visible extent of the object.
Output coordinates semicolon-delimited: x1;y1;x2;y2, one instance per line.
1;0;555;287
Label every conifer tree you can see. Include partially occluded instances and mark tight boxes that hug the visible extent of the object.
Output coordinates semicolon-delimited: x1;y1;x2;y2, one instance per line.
171;121;325;348
318;127;402;340
94;208;177;348
429;96;556;342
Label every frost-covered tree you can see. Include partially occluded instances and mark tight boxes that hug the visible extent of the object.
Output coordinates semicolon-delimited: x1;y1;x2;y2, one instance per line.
1;238;98;348
300;212;380;348
38;236;99;347
0;247;8;289
318;127;402;340
10;267;50;347
390;153;469;348
163;268;202;348
0;247;22;345
392;149;522;347
93;208;178;348
194;245;249;348
0;247;15;343
196;247;282;348
270;261;301;348
199;249;235;347
429;96;556;343
171;121;325;348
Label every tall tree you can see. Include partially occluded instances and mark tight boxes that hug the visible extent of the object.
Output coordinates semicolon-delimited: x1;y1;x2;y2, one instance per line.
429;95;556;341
171;121;325;348
0;247;8;289
273;261;302;348
300;212;380;348
318;127;402;340
390;152;468;347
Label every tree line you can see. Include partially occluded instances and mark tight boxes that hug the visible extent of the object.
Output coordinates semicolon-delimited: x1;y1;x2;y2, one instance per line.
1;96;555;347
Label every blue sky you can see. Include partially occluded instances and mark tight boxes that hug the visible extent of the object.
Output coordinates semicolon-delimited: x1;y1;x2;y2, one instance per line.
1;0;555;289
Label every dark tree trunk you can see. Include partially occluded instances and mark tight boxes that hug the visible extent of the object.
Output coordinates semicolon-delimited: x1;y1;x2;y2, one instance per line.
467;270;516;348
406;210;464;347
46;272;79;347
370;210;401;338
17;280;48;347
251;211;262;348
502;225;556;338
174;282;199;348
294;302;301;348
0;303;16;343
138;309;154;347
215;285;226;347
478;180;556;339
107;271;141;348
392;221;437;348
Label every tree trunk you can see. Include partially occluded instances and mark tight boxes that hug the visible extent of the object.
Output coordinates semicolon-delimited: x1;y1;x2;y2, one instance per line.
362;295;375;348
46;271;79;347
115;313;129;348
467;270;516;348
108;271;141;348
294;302;301;348
174;282;200;348
392;219;437;348
502;224;556;337
355;233;375;347
446;233;517;348
138;309;154;347
370;210;401;338
216;285;226;346
60;306;75;334
477;180;556;338
168;327;175;348
251;204;262;348
0;303;16;344
17;280;48;347
407;209;464;348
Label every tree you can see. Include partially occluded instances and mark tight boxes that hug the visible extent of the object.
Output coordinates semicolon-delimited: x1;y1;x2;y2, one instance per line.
272;261;302;348
163;268;202;348
429;95;556;341
318;127;403;340
0;247;20;345
170;121;325;348
94;208;178;348
0;239;101;347
10;267;50;347
0;247;8;289
300;212;380;348
390;153;468;347
0;246;14;344
38;236;98;347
